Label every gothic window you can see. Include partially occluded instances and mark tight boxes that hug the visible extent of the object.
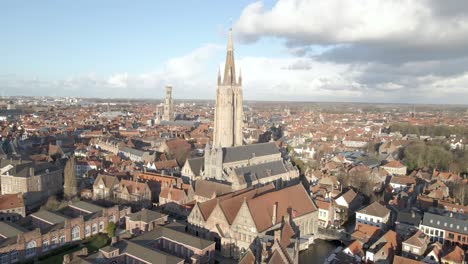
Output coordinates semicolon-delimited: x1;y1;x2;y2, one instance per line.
85;226;91;237
51;237;58;247
60;235;66;245
72;225;80;241
92;223;97;234
26;240;36;257
42;240;49;251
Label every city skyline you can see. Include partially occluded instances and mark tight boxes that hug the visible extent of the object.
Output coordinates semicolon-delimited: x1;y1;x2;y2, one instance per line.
2;0;468;104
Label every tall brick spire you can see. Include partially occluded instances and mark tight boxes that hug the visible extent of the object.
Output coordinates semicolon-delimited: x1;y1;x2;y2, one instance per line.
223;29;236;85
213;28;244;148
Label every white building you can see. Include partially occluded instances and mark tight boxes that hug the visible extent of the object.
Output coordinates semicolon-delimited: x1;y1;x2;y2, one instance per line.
355;201;390;229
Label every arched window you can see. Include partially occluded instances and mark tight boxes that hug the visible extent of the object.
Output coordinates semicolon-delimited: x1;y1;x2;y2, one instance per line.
99;221;104;232
51;237;58;248
109;215;115;223
92;223;97;234
85;226;91;237
26;240;36;257
59;235;65;245
72;225;80;241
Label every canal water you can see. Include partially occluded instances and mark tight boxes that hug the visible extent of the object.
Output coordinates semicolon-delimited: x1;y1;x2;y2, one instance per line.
299;239;342;264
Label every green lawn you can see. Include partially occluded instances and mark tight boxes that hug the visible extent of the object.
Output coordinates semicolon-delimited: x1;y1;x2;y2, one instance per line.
39;234;110;264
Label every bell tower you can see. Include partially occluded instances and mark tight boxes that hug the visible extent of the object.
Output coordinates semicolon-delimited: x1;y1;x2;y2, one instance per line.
213;29;244;148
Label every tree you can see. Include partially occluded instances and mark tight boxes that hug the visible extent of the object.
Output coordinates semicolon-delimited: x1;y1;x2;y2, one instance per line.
106;221;116;238
402;141;454;171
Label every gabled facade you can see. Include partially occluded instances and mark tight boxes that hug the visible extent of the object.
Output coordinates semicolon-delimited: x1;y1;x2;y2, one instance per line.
187;184;318;260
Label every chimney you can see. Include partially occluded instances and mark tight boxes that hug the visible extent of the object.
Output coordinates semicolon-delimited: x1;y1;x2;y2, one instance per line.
111;236;118;246
272;202;278;225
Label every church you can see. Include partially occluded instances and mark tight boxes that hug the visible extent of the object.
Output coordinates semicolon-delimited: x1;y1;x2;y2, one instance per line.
182;30;299;191
185;30;317;262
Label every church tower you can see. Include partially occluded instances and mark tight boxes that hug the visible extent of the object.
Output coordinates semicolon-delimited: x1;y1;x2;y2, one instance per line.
162;85;173;121
213;29;244;148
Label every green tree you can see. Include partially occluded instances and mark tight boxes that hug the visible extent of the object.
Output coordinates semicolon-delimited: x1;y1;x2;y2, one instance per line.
402;141;455;171
106;222;116;238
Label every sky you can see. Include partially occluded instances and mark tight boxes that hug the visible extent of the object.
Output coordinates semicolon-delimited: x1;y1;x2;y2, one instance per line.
1;0;468;104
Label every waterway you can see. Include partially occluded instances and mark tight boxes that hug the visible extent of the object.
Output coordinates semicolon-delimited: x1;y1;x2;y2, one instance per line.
299;239;342;264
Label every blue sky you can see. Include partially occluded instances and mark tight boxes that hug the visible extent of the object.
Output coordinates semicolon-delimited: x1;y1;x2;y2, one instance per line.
1;1;277;78
2;0;468;104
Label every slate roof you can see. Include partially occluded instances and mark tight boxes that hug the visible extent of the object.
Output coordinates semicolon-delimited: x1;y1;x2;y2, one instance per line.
133;225;214;250
357;201;390;218
396;211;422;226
115;240;184;264
233;160;287;185
70;201;104;214
120;146;146;157
0;221;27;238
421;212;468;235
0;159;60;178
186;157;204;176
31;210;69;224
127;209;166;223
222;142;279;163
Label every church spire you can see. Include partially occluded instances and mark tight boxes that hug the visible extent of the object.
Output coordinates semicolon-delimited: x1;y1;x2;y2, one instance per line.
223;28;236;85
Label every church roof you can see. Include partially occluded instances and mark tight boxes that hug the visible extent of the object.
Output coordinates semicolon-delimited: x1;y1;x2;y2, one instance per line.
186;157;204;176
247;184;317;232
233;160;287;185
222;142;279;163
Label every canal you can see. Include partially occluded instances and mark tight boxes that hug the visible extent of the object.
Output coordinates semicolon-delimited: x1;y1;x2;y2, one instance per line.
299;239;342;264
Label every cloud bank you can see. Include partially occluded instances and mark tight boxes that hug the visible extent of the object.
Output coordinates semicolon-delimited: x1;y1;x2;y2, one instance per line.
233;0;468;104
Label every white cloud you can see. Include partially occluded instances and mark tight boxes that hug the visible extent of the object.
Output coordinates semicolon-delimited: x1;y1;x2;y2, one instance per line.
228;0;468;104
0;44;223;99
235;0;468;48
107;73;129;88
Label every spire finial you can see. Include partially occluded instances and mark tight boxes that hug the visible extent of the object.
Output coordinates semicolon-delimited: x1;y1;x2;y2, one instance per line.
222;28;236;85
227;28;233;51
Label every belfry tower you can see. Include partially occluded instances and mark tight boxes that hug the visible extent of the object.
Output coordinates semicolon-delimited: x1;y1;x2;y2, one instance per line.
213;29;243;148
162;85;173;121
